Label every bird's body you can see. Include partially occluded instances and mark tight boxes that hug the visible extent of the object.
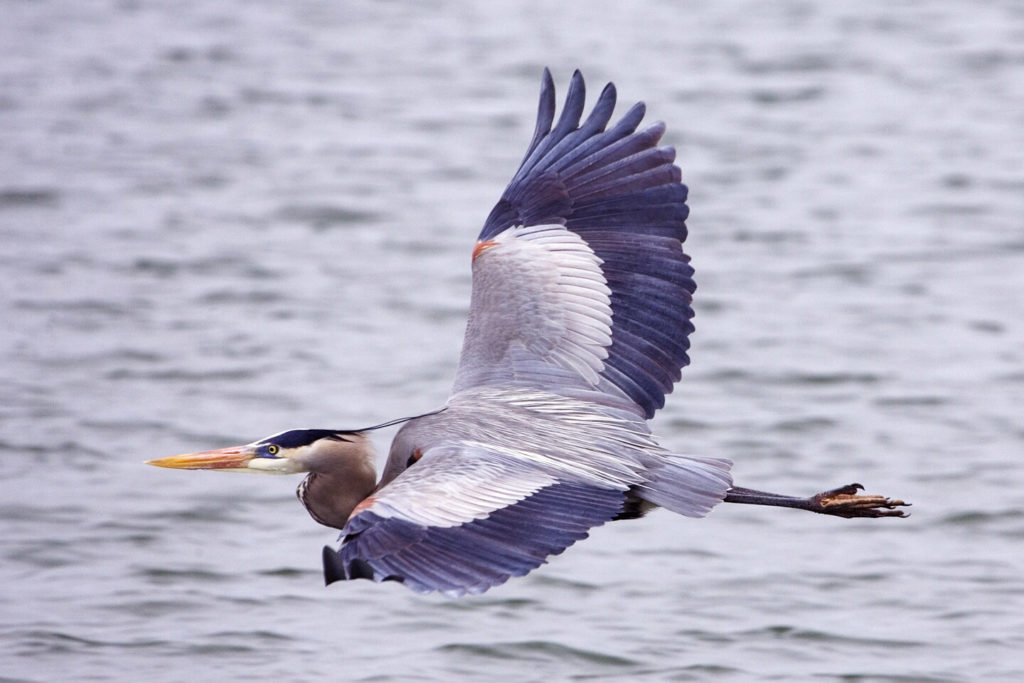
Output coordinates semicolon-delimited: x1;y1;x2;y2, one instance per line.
148;69;907;596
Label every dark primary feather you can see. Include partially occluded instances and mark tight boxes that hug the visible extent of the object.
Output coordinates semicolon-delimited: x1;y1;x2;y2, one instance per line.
325;479;625;596
479;69;695;418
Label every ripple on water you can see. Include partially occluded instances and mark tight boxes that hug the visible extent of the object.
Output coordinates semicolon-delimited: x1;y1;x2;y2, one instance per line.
11;629;167;656
0;187;60;208
129;255;282;280
769;416;838;433
273;203;379;231
100;598;208;619
873;394;950;407
104;367;258;382
736;624;927;650
136;566;234;586
941;509;1024;540
439;640;640;668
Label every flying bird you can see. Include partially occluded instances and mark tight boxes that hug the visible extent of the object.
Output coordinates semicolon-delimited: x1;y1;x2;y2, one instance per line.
148;69;908;596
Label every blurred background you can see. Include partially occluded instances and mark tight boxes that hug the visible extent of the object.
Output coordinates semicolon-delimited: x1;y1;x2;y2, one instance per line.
2;1;1022;680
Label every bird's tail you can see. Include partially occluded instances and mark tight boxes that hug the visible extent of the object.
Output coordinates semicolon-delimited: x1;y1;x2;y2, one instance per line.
640;454;733;518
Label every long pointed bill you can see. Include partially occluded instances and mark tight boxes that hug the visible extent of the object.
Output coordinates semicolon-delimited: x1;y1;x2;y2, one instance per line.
146;446;256;470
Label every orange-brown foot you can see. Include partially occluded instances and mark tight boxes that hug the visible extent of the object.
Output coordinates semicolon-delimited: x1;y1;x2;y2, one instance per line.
811;483;910;518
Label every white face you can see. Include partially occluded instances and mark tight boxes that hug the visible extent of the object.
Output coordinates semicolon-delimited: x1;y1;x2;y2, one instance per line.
244;447;308;474
235;435;315;475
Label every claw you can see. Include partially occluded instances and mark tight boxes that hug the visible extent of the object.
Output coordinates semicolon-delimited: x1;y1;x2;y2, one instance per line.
820;483;863;497
812;483;911;518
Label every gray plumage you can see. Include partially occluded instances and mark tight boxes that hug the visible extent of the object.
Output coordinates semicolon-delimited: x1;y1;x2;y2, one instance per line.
147;69;908;598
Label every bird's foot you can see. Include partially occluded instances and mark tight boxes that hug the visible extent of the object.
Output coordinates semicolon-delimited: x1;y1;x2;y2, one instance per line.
809;483;910;518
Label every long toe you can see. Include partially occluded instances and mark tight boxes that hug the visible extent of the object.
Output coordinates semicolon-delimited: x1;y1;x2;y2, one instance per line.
811;487;910;518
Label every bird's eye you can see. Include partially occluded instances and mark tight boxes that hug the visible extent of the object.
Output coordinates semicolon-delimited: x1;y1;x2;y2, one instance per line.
267;444;280;456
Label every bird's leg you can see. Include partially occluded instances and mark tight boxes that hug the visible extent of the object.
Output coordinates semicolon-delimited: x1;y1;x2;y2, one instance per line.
723;483;909;518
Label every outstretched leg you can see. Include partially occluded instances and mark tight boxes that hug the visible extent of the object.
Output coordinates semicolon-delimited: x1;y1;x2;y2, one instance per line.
724;483;909;518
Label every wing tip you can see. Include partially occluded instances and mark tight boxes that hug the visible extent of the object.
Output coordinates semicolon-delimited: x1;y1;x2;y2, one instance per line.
322;545;345;585
323;545;408;588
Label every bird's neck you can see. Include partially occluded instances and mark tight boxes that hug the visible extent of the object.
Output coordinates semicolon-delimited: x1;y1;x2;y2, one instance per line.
298;467;377;531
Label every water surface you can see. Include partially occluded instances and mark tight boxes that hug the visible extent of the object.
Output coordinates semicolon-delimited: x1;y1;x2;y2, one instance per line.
2;1;1023;680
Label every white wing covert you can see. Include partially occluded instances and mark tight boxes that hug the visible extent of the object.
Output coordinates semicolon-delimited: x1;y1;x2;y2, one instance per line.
452;223;614;392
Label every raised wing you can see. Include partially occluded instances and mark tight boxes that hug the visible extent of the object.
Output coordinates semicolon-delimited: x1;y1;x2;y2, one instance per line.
453;69;695;418
322;444;627;596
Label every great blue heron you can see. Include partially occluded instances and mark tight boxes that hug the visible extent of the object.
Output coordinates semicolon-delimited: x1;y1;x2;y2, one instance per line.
148;69;908;596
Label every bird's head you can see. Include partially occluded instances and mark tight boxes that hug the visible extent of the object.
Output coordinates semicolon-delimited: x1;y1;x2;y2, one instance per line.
148;429;380;529
146;429;372;475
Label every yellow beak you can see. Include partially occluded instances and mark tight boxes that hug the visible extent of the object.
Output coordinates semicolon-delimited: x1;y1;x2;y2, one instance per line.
146;446;255;470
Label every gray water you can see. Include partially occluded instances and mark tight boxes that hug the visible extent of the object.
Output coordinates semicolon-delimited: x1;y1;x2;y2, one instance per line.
3;1;1023;680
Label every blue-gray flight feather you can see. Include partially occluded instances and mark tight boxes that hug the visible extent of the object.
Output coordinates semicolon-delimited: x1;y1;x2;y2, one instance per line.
478;70;694;418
